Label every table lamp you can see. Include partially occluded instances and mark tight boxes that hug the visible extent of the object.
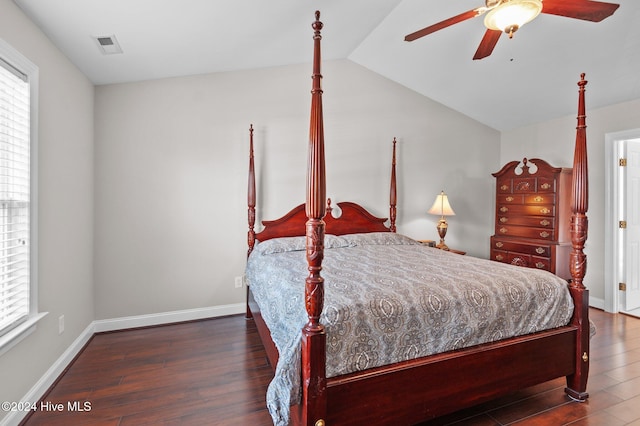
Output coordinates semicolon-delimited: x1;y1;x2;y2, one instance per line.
427;190;456;250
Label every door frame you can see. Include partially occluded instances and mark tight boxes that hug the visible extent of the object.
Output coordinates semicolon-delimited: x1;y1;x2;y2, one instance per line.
605;128;640;313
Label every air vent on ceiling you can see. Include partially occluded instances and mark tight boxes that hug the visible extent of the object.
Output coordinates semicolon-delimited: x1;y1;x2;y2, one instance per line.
93;34;123;55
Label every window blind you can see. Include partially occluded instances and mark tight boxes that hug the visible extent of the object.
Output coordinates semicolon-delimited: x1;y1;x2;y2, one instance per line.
0;57;30;335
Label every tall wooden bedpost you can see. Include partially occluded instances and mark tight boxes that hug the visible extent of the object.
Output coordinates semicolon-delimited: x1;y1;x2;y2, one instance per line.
247;124;256;319
565;73;590;401
390;138;397;233
300;10;327;426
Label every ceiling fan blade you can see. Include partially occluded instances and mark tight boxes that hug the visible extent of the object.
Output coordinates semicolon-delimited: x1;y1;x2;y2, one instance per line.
473;29;502;60
541;0;619;22
405;9;482;42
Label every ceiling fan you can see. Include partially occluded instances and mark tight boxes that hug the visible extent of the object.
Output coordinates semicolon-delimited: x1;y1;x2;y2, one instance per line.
405;0;620;60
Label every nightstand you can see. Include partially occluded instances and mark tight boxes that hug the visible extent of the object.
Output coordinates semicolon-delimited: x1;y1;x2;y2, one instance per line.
418;240;465;255
444;248;466;255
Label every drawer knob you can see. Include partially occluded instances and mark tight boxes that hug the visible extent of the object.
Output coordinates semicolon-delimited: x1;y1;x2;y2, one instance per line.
500;206;508;213
500;184;509;191
500;227;508;234
539;231;550;238
540;183;551;190
506;196;514;202
535;262;545;269
540;207;550;214
534;196;544;202
495;242;504;248
500;217;508;223
496;255;504;261
540;219;550;226
536;247;545;254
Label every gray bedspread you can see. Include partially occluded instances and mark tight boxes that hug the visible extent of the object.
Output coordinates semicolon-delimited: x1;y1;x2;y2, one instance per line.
245;232;574;425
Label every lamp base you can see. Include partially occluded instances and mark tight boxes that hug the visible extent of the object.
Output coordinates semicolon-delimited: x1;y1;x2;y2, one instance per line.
436;240;449;251
436;219;449;251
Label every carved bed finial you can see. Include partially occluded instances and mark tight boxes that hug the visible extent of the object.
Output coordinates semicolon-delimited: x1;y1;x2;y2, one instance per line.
313;10;322;31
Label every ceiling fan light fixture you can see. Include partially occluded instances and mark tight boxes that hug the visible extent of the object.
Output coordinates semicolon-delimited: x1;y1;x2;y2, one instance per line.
484;0;543;38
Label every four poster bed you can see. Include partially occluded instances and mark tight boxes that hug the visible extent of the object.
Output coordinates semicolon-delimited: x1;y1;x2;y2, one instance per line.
245;11;591;426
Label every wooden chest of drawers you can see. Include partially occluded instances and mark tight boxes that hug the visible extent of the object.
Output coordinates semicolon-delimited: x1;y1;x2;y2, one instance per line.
490;158;572;280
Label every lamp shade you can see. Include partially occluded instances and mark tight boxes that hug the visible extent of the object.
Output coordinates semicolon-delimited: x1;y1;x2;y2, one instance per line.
484;0;542;34
428;191;455;217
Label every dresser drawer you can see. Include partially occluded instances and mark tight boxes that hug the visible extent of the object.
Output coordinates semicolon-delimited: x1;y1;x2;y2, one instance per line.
497;204;555;216
497;178;512;193
531;256;551;270
537;177;556;192
496;225;555;240
491;249;509;263
513;178;535;193
495;176;558;194
507;253;551;271
497;194;524;204
497;216;554;228
524;193;556;204
491;238;551;257
490;249;551;272
497;194;556;205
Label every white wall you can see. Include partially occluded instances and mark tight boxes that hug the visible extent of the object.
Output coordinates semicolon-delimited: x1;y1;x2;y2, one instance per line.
501;92;640;305
93;59;500;319
0;0;94;420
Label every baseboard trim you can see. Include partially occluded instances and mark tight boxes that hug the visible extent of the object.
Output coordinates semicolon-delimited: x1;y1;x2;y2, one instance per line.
92;303;245;333
0;322;94;426
1;303;245;426
590;297;605;311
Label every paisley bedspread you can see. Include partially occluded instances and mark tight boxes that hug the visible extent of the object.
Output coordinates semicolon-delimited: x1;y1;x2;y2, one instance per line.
245;232;574;425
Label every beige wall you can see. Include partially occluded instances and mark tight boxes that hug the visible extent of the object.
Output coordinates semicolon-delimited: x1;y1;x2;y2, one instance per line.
501;96;640;304
93;59;500;319
0;0;94;419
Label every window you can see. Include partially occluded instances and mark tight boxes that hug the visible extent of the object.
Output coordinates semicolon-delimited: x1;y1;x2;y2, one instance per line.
0;38;42;354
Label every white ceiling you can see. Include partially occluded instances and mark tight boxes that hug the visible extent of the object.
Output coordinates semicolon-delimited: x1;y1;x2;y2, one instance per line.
14;0;640;130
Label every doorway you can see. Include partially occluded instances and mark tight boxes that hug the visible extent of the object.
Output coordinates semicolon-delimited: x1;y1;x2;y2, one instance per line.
605;128;640;315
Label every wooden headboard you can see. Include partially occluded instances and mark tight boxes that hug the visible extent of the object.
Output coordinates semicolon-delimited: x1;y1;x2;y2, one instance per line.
254;200;390;243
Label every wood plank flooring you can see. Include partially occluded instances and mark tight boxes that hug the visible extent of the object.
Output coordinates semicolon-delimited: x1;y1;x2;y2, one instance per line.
20;308;640;425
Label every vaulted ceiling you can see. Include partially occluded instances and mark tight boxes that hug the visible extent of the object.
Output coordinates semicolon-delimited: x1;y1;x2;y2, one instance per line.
14;0;640;130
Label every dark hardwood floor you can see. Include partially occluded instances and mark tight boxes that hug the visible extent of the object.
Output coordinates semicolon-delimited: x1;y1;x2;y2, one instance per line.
21;308;640;425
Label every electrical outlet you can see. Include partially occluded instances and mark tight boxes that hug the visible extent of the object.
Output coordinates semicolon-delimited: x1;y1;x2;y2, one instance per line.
235;276;243;288
58;315;65;334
